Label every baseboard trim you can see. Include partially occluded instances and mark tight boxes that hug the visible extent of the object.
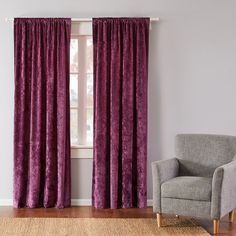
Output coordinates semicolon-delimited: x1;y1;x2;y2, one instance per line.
147;199;153;207
0;199;91;207
0;199;13;206
71;199;92;206
72;199;153;206
0;199;153;207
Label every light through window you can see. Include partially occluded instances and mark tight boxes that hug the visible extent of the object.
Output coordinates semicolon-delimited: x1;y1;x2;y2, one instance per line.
70;36;93;146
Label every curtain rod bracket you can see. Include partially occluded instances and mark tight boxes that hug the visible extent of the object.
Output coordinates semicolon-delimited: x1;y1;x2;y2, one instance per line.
5;17;159;23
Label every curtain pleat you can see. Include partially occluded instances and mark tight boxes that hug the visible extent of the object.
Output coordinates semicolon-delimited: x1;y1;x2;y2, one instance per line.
92;18;149;208
14;18;71;208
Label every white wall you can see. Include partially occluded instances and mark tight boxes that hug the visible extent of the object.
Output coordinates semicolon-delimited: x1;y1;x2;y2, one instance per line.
1;0;236;203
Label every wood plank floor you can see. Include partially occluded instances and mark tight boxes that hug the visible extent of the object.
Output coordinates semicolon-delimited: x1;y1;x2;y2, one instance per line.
0;206;235;235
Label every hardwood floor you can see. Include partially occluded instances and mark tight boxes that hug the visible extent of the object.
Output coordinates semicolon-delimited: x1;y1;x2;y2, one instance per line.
0;206;235;235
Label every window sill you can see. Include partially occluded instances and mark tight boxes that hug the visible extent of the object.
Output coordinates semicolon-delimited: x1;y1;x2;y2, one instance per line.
71;145;93;149
71;145;93;159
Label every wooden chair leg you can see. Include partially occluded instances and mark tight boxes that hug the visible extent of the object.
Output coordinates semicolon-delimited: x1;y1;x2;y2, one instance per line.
156;213;162;228
213;219;220;235
229;210;234;223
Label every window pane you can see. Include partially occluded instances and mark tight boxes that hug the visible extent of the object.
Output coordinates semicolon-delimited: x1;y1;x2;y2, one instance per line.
70;109;78;144
70;39;78;72
86;73;93;107
86;108;93;144
70;34;93;147
86;37;93;73
70;74;78;107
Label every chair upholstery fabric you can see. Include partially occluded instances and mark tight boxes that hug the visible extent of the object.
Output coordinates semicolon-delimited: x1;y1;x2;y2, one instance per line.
152;158;179;213
211;160;236;218
161;198;211;219
152;134;236;220
176;134;236;177
161;176;212;201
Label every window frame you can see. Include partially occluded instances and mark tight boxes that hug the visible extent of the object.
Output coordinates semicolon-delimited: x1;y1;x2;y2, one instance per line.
70;22;93;158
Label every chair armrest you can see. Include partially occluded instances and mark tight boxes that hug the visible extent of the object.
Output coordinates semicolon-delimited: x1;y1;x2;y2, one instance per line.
152;158;179;213
211;160;236;219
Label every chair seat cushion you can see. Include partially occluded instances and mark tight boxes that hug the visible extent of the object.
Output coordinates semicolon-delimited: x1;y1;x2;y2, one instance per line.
161;176;212;201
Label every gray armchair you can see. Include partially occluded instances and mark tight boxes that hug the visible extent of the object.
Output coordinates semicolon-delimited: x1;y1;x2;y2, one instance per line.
152;134;236;234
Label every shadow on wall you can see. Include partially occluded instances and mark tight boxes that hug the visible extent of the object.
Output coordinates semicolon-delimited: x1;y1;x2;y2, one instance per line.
147;22;162;199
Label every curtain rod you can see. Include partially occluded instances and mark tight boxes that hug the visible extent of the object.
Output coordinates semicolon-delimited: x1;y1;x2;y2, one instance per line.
71;17;159;22
5;17;159;22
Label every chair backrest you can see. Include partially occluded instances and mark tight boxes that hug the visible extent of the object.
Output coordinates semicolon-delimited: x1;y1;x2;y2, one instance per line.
176;134;236;177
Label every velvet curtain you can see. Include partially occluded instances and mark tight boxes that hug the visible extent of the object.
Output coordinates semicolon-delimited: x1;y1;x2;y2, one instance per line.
14;18;71;208
92;18;150;208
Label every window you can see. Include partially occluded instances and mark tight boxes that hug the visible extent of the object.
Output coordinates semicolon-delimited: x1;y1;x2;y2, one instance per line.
70;26;93;148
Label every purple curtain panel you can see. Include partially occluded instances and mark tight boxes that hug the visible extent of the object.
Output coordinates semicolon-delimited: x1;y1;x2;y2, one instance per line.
14;18;71;208
92;18;150;208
